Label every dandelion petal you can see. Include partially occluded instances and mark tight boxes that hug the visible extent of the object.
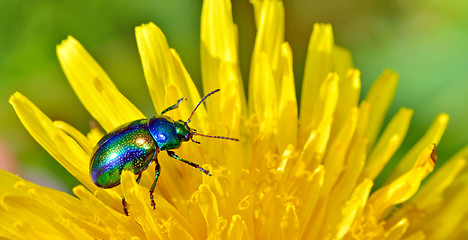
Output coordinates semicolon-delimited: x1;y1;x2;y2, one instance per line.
369;145;437;219
363;69;399;151
9;93;95;190
300;24;334;132
363;108;413;180
389;113;448;182
57;36;144;131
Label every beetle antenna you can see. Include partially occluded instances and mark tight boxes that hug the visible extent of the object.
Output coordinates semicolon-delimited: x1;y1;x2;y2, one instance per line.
192;132;239;142
186;89;220;124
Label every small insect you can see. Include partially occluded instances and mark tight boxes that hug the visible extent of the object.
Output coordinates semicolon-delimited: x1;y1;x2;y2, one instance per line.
89;89;238;215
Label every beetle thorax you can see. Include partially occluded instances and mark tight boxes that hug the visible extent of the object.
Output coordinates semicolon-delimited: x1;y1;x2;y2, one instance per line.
147;116;187;151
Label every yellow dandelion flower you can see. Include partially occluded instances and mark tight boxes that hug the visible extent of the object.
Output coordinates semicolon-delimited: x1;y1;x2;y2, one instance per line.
3;0;468;239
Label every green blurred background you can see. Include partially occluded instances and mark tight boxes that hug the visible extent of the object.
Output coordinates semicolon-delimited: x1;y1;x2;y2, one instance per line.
1;0;467;192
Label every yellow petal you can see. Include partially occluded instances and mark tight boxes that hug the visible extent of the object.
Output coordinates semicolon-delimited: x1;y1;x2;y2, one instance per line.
216;62;244;131
201;0;238;65
421;181;468;239
300;72;339;145
9;93;96;191
154;154;199;205
137;25;206;129
363;69;399;151
162;217;195;240
329;137;368;212
135;22;178;114
57;36;144;132
192;184;220;236
362;108;413;180
136;24;204;124
169;49;207;129
309;124;363;239
250;0;284;89
331;68;361;141
368;144;437;219
332;179;373;240
249;0;262;26
120;171;162;239
402;231;426;240
323;107;359;193
280;204;299;239
0;170;105;239
300;23;334;133
299;165;325;237
388;113;448;182
73;185;144;239
93;188;126;213
382;218;409;240
277;42;298;151
201;0;246;119
301;116;333;169
249;52;277;138
54;120;93;155
198;0;246;178
412;146;468;210
228;215;250;240
123;169;200;238
355;100;371;140
209;78;243;172
2;195;90;239
87;123;104;147
332;45;353;79
311;113;363;239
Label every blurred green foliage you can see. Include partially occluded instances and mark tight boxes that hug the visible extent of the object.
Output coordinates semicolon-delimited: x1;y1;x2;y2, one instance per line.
1;0;467;191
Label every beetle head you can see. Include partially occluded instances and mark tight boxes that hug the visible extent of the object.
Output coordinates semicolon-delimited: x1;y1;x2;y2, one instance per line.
174;120;191;142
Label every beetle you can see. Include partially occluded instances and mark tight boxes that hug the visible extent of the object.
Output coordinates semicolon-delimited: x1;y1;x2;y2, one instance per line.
89;89;238;215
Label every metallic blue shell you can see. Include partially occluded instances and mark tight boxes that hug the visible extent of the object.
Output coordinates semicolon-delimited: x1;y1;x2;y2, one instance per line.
148;116;182;151
90;119;158;188
90;116;184;189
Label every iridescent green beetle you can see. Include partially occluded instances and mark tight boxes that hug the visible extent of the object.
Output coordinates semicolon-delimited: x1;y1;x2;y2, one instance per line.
90;89;238;215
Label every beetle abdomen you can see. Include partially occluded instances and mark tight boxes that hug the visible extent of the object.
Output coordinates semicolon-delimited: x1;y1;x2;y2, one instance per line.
90;119;158;188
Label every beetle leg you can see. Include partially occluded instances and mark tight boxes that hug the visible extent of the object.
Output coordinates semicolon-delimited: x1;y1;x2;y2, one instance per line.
121;173;142;216
149;161;161;209
160;97;186;115
190;135;201;144
122;196;129;216
136;173;142;184
167;150;211;176
190;128;201;144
